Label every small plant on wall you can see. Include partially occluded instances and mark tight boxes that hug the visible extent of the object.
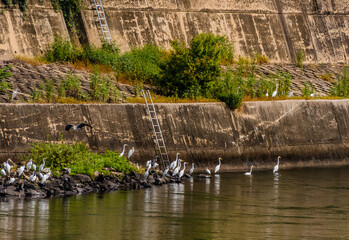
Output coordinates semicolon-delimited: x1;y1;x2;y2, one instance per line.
1;0;27;12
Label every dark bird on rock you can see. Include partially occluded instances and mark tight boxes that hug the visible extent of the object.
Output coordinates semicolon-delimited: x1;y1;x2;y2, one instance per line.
65;123;93;131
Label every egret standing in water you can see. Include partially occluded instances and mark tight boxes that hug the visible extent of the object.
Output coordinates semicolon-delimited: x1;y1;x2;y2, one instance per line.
172;159;182;176
119;144;127;157
273;156;281;173
206;167;211;175
244;165;254;176
189;163;194;175
214;157;222;174
179;162;187;179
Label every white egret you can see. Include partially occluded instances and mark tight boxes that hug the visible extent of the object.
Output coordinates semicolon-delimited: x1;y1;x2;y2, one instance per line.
288;91;294;97
310;93;314;97
206;167;211;175
32;164;37;172
178;162;187;179
38;172;44;179
189;163;194;175
244;165;254;176
1;169;6;176
26;159;33;171
272;84;278;99
29;172;36;182
68;168;71;175
4;161;11;174
153;162;159;169
163;167;169;176
146;160;151;168
119;144;127;157
128;147;135;159
214;157;222;174
9;178;15;184
39;158;45;172
273;156;281;173
11;88;18;101
172;159;182;176
266;89;269;97
144;164;151;178
170;153;180;169
18;166;25;177
41;174;49;184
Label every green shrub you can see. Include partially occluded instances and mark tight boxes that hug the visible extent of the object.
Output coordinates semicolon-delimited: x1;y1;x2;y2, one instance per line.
90;71;119;102
301;82;314;97
22;142;138;177
45;79;54;102
217;92;242;109
158;33;234;99
117;44;164;83
44;36;81;62
330;67;349;97
296;49;304;69
0;65;12;92
51;0;84;31
82;42;120;66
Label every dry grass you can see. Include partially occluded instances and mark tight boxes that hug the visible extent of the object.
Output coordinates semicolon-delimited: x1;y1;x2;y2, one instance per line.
70;60;114;74
14;55;48;66
127;94;218;104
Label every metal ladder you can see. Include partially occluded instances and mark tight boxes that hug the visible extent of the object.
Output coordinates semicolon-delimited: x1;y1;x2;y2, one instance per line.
141;90;170;169
93;0;112;44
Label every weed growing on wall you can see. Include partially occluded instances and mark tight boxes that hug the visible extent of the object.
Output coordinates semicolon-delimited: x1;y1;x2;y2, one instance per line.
51;0;84;32
1;0;27;12
296;49;304;69
0;65;13;92
301;81;314;97
90;71;119;102
330;67;349;97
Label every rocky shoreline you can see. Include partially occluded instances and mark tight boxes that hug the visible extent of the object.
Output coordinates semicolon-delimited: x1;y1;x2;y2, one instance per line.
0;171;191;198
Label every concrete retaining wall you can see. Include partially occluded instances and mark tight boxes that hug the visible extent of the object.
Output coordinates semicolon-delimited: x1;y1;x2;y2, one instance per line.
1;100;349;170
81;0;349;63
0;0;69;59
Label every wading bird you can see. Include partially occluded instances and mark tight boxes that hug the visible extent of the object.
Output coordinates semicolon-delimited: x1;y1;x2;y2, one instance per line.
26;159;33;171
273;156;281;173
18;166;25;177
244;165;254;176
9;178;15;184
128;147;135;159
32;164;37;172
266;89;269;97
288;91;294;97
39;159;45;172
1;169;6;176
170;153;180;169
65;123;92;131
144;164;151;178
214;157;222;174
4;161;11;174
189;163;194;175
179;162;187;179
146;160;151;168
11;88;18;101
172;159;182;176
29;172;36;182
119;144;127;157
310;93;314;97
206;167;211;175
163;167;169;177
272;84;278;100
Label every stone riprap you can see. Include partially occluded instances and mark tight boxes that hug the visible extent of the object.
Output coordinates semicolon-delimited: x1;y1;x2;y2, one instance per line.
1;100;349;171
0;169;190;198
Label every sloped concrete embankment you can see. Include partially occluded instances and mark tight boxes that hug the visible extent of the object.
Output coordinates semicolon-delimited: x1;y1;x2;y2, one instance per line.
1;100;349;171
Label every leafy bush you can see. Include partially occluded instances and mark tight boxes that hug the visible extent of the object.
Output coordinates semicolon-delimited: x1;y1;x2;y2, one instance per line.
89;71;119;102
157;33;234;99
117;44;164;83
51;0;84;31
296;49;304;69
302;82;314;97
82;42;120;66
23;142;138;177
0;65;12;92
44;36;81;62
330;67;349;97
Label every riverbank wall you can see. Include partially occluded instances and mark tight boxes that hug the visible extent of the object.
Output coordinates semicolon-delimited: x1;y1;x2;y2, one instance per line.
1;0;349;63
1;100;349;171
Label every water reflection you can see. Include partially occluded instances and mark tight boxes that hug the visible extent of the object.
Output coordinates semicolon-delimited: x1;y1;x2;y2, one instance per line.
1;168;349;239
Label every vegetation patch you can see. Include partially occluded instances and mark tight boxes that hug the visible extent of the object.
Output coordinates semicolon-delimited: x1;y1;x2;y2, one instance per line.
22;141;139;177
0;65;13;92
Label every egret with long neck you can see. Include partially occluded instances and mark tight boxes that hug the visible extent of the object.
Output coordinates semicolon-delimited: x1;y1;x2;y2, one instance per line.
119;144;127;157
179;162;187;178
273;156;281;173
244;165;254;176
214;157;222;174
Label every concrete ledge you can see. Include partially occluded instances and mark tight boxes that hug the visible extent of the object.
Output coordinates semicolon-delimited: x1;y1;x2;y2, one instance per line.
1;100;349;170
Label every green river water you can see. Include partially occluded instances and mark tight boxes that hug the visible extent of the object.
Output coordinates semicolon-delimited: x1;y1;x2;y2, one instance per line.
1;167;349;239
